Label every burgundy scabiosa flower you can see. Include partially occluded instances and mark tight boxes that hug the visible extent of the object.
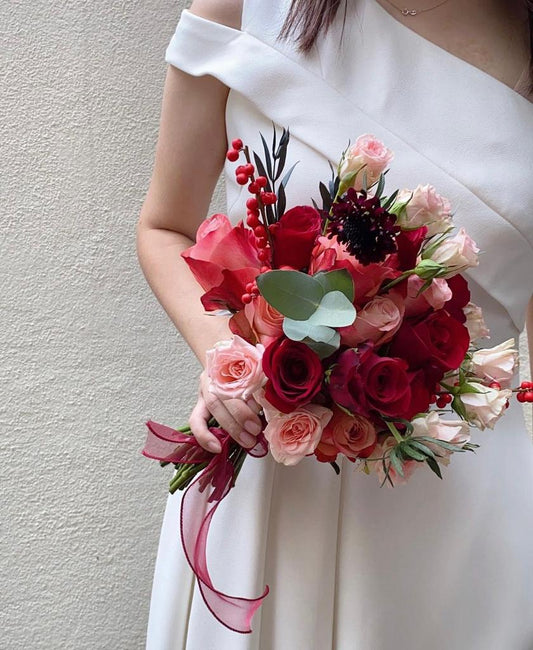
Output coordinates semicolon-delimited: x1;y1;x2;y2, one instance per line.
327;188;399;265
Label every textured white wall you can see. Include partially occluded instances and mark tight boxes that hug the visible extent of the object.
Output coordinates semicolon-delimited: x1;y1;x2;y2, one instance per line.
1;1;531;648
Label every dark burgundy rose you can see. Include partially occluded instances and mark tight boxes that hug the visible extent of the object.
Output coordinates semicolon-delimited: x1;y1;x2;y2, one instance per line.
328;344;413;419
406;369;433;419
389;309;470;376
444;274;470;323
269;206;322;270
262;337;323;413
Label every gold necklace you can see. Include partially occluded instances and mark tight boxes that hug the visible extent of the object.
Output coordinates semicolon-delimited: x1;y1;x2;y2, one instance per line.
382;0;452;16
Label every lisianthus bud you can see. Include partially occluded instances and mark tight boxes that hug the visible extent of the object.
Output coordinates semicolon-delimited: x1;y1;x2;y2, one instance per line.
470;339;518;388
395;184;453;235
461;386;512;430
429;228;479;275
338;134;394;191
464;302;490;341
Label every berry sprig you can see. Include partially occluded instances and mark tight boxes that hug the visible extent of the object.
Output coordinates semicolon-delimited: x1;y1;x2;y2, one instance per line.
517;381;533;403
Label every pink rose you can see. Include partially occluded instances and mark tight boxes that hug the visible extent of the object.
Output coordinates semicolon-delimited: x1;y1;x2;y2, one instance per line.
411;412;471;466
470;339;518;388
263;403;333;466
461;386;512;430
244;295;284;346
339;294;404;347
430;228;479;275
463;302;490;342
404;275;453;317
339;134;394;191
396;184;452;235
206;335;265;401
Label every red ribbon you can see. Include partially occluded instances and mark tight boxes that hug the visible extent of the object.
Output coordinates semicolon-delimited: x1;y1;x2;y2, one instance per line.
142;420;269;634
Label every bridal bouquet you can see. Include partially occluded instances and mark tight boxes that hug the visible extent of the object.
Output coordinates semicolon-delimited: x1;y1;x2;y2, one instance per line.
142;128;532;632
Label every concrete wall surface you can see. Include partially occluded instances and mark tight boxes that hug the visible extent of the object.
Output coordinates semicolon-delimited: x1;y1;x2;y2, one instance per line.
1;1;531;648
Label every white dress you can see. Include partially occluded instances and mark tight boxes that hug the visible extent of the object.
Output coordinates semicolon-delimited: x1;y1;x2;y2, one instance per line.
146;1;533;648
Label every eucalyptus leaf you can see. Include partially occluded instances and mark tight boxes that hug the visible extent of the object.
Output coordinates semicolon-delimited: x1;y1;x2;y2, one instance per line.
301;335;340;359
307;291;356;328
257;270;324;319
314;269;355;302
283;318;336;344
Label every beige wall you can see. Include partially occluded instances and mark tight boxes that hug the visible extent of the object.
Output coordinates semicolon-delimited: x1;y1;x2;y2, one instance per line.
1;1;531;648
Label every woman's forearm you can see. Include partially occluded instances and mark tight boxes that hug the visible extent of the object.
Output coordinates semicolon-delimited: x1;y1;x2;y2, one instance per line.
136;223;232;367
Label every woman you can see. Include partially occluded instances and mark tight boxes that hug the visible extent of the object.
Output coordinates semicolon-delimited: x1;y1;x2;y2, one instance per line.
137;0;533;647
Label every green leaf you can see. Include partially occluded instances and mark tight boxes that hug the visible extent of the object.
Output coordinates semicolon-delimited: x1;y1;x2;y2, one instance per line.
307;291;356;328
425;456;443;479
260;132;273;180
314;269;355;302
302;336;340;359
283;318;337;344
382;189;400;211
408;440;436;459
280;161;298;188
402;444;427;462
256;270;324;319
389;448;405;477
375;173;385;199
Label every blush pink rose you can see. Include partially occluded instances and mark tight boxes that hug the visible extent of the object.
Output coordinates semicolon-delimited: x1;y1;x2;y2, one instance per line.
396;184;452;235
263;404;333;466
339;134;394;191
206;335;265;401
404;275;453;317
339;294;404;347
461;386;512;430
463;302;490;341
470;339;518;388
411;412;471;466
244;295;284;346
430;227;479;275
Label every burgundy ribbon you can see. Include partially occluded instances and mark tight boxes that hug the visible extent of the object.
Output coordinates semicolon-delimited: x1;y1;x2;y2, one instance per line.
142;420;269;634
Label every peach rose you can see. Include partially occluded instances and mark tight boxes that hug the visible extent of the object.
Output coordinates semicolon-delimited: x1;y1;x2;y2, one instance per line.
461;386;512;430
471;339;518;388
206;335;265;401
368;436;419;487
404;275;452;317
396;184;452;235
244;295;284;346
339;134;394;191
323;408;377;460
463;302;490;342
430;228;479;275
339;294;403;347
263;404;333;466
411;412;471;466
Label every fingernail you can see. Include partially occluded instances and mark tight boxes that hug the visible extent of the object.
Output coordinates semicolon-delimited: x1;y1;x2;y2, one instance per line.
207;440;221;453
244;420;262;436
239;431;256;447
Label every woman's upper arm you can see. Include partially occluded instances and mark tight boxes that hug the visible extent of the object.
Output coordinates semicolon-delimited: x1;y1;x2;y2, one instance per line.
139;0;244;240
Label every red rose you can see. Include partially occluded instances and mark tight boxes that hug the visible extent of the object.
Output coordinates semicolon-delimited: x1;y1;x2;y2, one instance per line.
262;337;323;413
328;344;413;419
390;309;470;377
444;274;470;323
389;226;428;271
269;206;322;270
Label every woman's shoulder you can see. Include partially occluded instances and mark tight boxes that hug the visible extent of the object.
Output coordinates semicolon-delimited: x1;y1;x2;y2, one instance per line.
188;0;244;30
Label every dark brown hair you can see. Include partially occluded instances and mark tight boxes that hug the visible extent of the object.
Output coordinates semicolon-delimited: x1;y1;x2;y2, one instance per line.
280;0;533;92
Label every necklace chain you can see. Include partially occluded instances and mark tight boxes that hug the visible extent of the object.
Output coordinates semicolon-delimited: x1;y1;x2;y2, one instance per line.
382;0;452;16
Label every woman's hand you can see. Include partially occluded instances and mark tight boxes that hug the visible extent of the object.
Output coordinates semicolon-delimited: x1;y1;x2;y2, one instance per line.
189;371;263;453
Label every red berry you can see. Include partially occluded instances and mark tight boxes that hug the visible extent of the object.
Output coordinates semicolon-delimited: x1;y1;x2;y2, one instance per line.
236;173;248;185
525;391;533;403
261;192;277;205
436;397;448;409
245;283;254;293
254;225;267;238
443;393;453;405
231;138;243;150
236;165;248;175
246;214;260;228
489;381;502;390
245;163;254;175
226;149;239;162
246;198;259;211
517;391;527;403
241;293;252;304
248;182;259;194
256;176;268;188
429;394;437;405
260;266;270;273
256;237;268;249
521;381;533;390
258;249;270;262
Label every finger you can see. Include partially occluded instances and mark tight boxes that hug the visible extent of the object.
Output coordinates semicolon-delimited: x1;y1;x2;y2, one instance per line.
188;397;222;453
202;391;258;448
246;396;262;415
224;398;263;436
